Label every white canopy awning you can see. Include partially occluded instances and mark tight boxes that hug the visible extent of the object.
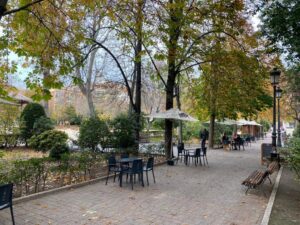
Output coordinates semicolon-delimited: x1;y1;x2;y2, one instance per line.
237;119;262;126
145;108;198;122
204;118;244;126
0;98;20;106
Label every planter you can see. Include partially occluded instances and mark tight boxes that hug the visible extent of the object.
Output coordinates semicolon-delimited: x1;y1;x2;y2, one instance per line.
167;159;175;166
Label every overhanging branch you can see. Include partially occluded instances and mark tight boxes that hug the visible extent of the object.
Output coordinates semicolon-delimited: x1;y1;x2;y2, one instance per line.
1;0;44;19
92;39;136;112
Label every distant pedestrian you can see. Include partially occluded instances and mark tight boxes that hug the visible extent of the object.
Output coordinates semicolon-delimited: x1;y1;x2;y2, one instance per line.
222;133;230;151
200;128;209;149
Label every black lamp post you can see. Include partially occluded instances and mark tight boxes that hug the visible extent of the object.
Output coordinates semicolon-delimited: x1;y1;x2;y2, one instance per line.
0;0;8;18
270;68;281;150
276;87;283;147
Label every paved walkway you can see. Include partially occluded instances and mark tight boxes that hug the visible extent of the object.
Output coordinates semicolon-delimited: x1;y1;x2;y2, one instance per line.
0;138;276;225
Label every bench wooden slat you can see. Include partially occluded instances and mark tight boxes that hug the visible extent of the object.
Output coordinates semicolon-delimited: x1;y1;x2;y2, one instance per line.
242;170;268;187
267;161;280;175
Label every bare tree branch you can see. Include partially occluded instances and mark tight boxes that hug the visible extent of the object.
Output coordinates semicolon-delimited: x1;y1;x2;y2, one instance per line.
92;39;136;112
1;0;45;19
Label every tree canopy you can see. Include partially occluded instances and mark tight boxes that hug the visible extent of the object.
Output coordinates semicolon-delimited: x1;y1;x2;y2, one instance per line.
260;0;300;61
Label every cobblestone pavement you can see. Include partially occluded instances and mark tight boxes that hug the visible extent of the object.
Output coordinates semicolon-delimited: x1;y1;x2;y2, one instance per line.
0;138;276;225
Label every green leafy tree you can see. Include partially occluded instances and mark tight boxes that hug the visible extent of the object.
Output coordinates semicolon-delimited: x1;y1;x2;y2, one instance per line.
260;0;300;61
20;103;46;143
283;65;300;123
78;117;110;151
259;119;271;133
111;113;137;149
185;1;272;147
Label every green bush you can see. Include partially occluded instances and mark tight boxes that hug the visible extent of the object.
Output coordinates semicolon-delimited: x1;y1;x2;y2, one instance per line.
182;122;202;141
20;103;46;141
293;124;300;138
33;116;54;135
78;117;110;151
64;106;82;125
151;118;180;130
49;144;70;160
0;104;20;147
28;130;68;153
110;113;137;148
282;137;300;179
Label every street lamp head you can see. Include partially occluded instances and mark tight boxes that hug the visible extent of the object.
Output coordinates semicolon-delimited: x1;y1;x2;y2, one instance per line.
276;87;283;99
270;67;281;86
0;0;8;16
0;0;8;6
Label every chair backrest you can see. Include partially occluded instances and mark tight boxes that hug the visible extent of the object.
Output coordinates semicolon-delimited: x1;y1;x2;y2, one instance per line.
240;138;245;144
107;156;116;168
0;183;13;207
178;143;184;151
177;143;184;154
195;148;201;157
121;153;129;159
202;147;207;156
131;159;143;173
146;157;154;169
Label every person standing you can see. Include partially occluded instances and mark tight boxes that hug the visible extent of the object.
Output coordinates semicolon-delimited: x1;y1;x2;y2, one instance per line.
200;128;209;149
222;133;230;151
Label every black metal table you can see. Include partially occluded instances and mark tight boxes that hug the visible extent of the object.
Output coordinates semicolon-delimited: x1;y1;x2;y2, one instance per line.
117;157;142;187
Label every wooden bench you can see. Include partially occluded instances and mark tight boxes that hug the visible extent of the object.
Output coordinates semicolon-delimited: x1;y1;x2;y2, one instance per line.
267;161;280;174
242;162;280;196
242;170;269;196
265;161;280;184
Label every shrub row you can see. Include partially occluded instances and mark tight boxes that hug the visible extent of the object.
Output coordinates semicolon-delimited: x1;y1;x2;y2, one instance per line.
0;151;104;197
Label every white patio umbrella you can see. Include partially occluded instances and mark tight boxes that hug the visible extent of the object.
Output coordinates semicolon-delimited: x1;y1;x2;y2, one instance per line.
145;108;198;122
145;108;198;160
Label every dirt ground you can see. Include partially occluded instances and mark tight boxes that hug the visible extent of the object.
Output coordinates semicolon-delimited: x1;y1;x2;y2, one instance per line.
269;167;300;225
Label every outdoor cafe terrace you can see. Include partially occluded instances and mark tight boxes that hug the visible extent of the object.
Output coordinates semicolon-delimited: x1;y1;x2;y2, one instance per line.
0;135;277;225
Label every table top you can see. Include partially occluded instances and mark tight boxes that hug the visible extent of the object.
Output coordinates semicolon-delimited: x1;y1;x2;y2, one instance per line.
117;157;142;163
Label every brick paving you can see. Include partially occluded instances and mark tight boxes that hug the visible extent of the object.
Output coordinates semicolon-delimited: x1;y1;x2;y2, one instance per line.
0;137;276;225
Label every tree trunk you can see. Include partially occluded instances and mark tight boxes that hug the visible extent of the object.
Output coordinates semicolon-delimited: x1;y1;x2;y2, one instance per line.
87;90;96;117
42;68;50;115
164;0;182;159
208;113;215;148
133;0;143;152
175;82;182;143
165;56;176;159
165;65;176;159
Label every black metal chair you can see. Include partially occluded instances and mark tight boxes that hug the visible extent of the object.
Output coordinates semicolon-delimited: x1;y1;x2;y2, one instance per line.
105;156;121;185
245;136;251;146
187;148;201;166
239;138;245;150
120;153;129;159
120;153;130;169
123;159;144;190
0;183;15;225
143;157;156;185
176;143;185;163
200;147;208;167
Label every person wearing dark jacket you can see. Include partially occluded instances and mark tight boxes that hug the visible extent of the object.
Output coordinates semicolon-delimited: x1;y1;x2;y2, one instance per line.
200;128;209;149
